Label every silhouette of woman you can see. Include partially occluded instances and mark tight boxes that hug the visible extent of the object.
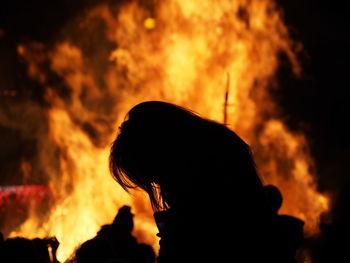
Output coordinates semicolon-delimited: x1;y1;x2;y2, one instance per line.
110;101;277;263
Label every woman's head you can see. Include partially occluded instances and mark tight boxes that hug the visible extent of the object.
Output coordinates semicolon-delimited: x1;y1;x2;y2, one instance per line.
110;101;262;211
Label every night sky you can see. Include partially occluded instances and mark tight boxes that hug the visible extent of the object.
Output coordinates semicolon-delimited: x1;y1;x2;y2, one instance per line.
0;0;349;261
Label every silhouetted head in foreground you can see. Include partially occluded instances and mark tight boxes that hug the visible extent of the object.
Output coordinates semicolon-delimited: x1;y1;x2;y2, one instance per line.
112;205;134;232
97;205;136;245
264;184;283;214
110;101;268;213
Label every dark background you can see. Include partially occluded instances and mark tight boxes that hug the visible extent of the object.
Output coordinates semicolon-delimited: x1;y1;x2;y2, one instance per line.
274;2;349;260
0;0;348;261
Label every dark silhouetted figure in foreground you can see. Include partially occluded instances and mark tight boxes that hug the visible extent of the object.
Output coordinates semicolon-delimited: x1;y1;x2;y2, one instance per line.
75;205;155;263
32;237;60;263
97;205;137;260
0;237;39;263
0;236;59;263
264;184;305;263
131;243;157;263
109;101;281;263
75;237;116;263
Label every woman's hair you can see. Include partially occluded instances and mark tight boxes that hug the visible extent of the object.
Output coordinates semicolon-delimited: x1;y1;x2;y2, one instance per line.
110;101;264;211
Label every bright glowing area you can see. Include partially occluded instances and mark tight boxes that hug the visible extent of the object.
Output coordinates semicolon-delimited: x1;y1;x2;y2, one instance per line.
144;17;156;29
6;0;329;261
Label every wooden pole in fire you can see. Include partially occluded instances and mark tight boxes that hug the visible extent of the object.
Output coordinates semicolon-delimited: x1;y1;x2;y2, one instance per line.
223;72;230;125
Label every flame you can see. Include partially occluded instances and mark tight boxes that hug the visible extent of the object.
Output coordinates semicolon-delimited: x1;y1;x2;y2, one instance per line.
8;0;328;261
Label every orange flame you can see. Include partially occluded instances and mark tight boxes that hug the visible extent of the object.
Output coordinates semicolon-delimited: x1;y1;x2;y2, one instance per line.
9;0;328;261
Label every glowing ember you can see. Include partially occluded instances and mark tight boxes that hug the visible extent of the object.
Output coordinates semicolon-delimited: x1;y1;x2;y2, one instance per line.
7;0;329;261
